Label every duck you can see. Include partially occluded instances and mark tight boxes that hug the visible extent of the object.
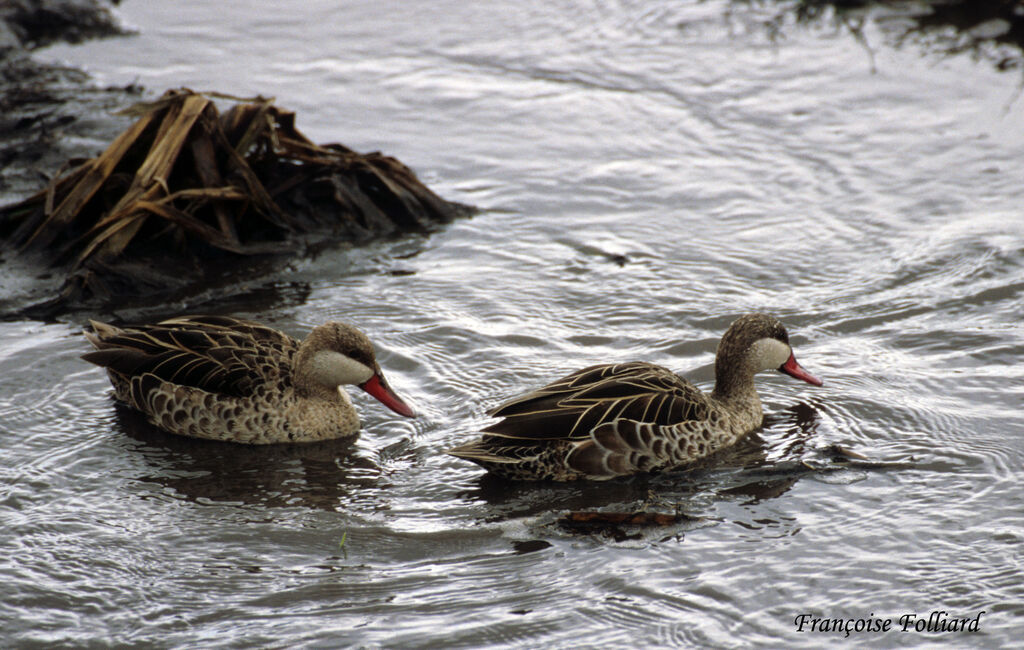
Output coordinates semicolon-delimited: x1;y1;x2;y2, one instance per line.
82;315;415;444
447;313;822;481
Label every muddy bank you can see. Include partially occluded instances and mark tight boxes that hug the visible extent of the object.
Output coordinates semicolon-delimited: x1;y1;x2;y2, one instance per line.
0;0;123;49
0;2;142;319
746;0;1024;70
1;1;136;200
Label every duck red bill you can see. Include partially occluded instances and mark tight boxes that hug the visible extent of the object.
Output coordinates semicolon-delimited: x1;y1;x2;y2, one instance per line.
360;374;416;417
779;353;823;387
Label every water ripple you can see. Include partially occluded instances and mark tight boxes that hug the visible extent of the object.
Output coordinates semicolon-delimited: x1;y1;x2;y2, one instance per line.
6;0;1024;647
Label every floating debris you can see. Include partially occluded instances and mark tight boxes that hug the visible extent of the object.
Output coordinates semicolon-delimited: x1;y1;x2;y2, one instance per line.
0;88;472;316
561;510;696;527
558;509;700;542
825;444;870;461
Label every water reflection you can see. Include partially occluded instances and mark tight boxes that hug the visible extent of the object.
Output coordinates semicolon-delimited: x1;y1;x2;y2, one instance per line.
101;279;314;325
457;397;913;543
112;405;384;511
467;471;659;516
3;0;1022;645
460;403;832;531
719;476;799;503
737;0;1024;70
763;400;823;461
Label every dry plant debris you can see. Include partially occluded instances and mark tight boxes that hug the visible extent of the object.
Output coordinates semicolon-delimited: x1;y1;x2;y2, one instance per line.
0;88;470;315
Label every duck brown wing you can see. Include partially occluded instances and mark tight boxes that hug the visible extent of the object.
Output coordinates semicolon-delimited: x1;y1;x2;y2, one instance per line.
482;362;708;442
82;316;299;397
152;316;295;350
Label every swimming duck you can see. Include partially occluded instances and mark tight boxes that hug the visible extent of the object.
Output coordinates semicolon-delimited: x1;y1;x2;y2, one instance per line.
83;315;415;443
448;313;821;481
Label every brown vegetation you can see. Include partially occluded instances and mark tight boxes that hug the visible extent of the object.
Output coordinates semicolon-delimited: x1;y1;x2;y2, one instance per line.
0;89;471;315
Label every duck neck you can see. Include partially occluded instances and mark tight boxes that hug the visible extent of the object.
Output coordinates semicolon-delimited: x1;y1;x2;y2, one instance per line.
710;359;759;407
711;371;764;435
711;368;763;436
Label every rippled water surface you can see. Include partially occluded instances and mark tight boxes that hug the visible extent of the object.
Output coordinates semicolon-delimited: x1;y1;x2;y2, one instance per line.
4;0;1024;647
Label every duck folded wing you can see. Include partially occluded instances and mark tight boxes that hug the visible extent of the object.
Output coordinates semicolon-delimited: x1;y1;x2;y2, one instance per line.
153;315;296;350
482;362;709;441
568;418;718;479
82;317;298;397
565;419;664;479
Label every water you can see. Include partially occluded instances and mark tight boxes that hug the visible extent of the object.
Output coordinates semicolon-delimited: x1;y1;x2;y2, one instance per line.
3;0;1023;647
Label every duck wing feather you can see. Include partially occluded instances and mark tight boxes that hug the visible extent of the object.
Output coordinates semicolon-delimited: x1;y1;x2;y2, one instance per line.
482;362;709;442
565;419;704;479
82;315;299;397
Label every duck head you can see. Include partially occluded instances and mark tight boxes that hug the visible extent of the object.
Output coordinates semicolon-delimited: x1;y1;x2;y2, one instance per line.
714;313;823;395
295;322;416;417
